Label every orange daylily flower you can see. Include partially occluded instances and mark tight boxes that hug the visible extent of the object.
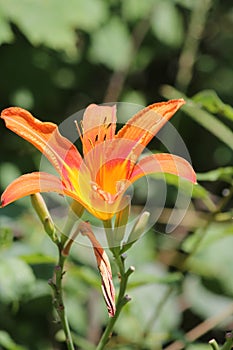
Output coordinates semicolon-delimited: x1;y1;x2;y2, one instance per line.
1;99;196;220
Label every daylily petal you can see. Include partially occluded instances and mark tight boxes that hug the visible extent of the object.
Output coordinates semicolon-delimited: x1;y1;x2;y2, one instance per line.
1;107;82;181
0;169;117;220
79;222;116;317
0;171;93;212
1;172;64;207
115;99;185;159
130;153;196;184
81;104;116;155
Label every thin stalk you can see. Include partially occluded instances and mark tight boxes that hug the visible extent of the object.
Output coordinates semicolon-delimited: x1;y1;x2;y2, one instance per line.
96;221;134;350
175;0;212;92
49;244;75;350
31;195;76;349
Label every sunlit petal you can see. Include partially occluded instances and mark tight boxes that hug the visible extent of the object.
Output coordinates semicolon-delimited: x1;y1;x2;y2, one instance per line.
115;99;185;159
1;172;64;207
1;107;82;180
130;153;196;184
82;104;116;155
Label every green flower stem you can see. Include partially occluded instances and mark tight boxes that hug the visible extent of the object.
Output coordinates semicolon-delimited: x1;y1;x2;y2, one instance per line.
175;0;212;92
96;257;134;350
49;244;75;350
222;332;233;350
31;195;76;349
96;218;135;350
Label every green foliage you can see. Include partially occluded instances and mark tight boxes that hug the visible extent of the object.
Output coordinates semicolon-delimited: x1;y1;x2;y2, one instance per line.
0;331;27;350
122;0;155;22
197;167;233;184
0;163;21;190
151;0;184;47
162;85;233;151
0;0;108;53
89;17;133;71
0;257;35;303
193;90;233;122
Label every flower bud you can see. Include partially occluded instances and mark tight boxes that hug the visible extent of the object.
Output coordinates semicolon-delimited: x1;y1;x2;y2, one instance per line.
113;201;130;247
121;211;150;253
30;194;56;240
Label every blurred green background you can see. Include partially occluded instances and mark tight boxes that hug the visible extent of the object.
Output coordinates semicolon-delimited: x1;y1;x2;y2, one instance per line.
0;1;233;350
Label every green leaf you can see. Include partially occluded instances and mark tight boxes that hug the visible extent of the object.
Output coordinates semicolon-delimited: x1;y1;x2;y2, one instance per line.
89;17;133;70
183;223;233;257
0;10;14;45
128;271;183;289
70;333;96;350
0;0;108;54
122;90;146;107
0;162;21;190
193;90;233;122
0;227;13;248
126;231;156;266
20;253;56;264
184;223;233;296
197;167;233;184
122;0;155;21
161;85;233;151
151;0;184;47
150;173;207;199
149;173;216;211
66;295;88;334
174;0;196;10
182;102;233;151
0;331;27;350
69;265;100;288
0;257;35;303
184;275;233;320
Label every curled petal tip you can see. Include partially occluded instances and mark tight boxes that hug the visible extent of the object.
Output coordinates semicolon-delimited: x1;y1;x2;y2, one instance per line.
177;98;185;104
1;106;30;118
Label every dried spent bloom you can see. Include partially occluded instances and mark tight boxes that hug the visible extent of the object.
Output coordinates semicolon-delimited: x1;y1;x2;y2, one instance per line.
79;221;116;317
1;100;196;220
